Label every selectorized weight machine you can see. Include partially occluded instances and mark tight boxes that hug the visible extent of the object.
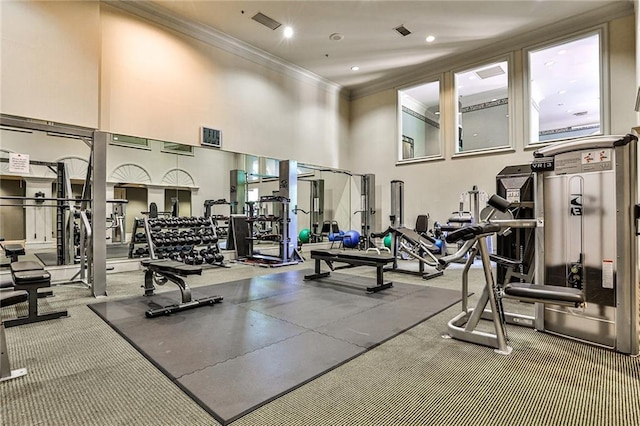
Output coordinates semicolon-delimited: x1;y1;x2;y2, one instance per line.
446;134;639;355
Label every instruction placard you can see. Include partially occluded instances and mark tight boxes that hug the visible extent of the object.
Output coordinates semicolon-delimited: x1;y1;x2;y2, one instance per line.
9;152;29;173
602;260;614;289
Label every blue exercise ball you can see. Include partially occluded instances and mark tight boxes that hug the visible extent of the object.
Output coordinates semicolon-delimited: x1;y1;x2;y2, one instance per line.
343;230;360;248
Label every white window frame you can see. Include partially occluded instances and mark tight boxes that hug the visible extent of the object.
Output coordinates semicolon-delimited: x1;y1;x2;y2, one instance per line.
396;75;444;164
523;26;608;147
452;53;515;157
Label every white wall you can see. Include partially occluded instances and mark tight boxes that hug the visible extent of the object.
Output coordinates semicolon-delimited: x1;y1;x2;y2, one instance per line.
347;15;637;233
99;5;349;169
0;1;99;128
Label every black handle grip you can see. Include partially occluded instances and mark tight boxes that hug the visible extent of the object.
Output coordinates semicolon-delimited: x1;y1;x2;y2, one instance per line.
370;227;393;239
445;223;501;244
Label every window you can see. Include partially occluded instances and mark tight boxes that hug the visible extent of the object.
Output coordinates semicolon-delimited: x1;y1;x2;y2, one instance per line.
398;79;442;162
161;141;194;155
526;31;603;144
454;59;511;154
109;134;150;149
264;158;279;179
245;155;260;182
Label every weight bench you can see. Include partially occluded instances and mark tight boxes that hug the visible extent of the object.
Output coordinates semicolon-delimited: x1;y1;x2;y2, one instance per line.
304;249;395;293
141;259;223;318
2;244;25;263
3;261;68;328
1;290;29;382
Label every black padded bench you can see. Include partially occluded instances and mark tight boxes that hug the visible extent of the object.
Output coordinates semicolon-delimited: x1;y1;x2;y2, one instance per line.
141;259;223;318
1;290;29;382
4;261;67;328
504;282;584;307
2;244;25;263
304;249;396;293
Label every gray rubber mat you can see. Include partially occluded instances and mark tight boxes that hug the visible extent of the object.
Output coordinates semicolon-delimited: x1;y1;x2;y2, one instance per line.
89;269;462;425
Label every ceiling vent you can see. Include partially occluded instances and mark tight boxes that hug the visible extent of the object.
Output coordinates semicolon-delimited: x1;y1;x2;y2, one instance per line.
475;65;505;79
394;25;411;37
573;111;588;116
252;12;281;30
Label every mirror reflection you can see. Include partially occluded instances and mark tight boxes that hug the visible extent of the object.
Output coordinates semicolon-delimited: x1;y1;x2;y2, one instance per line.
455;60;510;153
0;127;92;267
398;80;441;161
0;127;353;268
107;134;352;262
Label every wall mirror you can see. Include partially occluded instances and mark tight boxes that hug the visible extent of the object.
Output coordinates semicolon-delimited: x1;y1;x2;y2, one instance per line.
454;59;511;154
397;79;442;162
0;126;92;266
0;123;352;266
107;135;352;261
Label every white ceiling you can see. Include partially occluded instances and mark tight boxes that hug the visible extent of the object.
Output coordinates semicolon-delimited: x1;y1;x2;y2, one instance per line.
145;0;629;93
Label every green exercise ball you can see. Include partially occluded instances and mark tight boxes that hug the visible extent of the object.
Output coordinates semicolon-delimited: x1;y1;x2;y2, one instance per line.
383;234;392;249
299;228;311;243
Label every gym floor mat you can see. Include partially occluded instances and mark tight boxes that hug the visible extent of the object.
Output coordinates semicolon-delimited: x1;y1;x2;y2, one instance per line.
89;269;462;425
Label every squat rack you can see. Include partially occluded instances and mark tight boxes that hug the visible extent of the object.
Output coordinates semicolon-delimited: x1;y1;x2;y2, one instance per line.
0;114;107;297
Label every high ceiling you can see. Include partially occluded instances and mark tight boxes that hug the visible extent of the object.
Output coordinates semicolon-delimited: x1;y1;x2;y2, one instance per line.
143;0;631;93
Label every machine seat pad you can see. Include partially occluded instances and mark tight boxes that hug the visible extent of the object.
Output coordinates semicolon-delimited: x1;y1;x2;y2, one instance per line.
489;254;522;267
141;259;202;276
10;261;44;273
3;244;25;256
504;282;584;304
0;289;28;307
310;249;395;263
12;270;51;285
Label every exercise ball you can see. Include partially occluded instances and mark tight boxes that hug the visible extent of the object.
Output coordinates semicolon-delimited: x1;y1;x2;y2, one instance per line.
299;228;311;243
383;233;392;249
343;230;360;249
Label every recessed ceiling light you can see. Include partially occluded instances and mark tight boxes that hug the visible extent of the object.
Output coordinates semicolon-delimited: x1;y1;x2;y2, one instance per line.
426;35;435;43
283;26;294;38
473;133;479;137
558;90;567;95
351;66;360;71
329;33;344;41
545;61;555;67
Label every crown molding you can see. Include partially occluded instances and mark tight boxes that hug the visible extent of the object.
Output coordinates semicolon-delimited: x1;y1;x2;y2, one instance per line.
103;1;344;95
350;1;634;100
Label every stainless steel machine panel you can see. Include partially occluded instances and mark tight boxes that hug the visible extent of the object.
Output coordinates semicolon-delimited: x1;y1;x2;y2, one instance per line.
535;134;639;354
543;148;617;348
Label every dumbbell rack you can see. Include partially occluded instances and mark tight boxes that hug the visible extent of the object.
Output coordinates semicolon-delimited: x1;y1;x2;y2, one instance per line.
142;216;226;267
128;218;149;258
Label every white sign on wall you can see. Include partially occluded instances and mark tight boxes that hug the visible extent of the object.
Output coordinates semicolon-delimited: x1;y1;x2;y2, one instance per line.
9;152;29;173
